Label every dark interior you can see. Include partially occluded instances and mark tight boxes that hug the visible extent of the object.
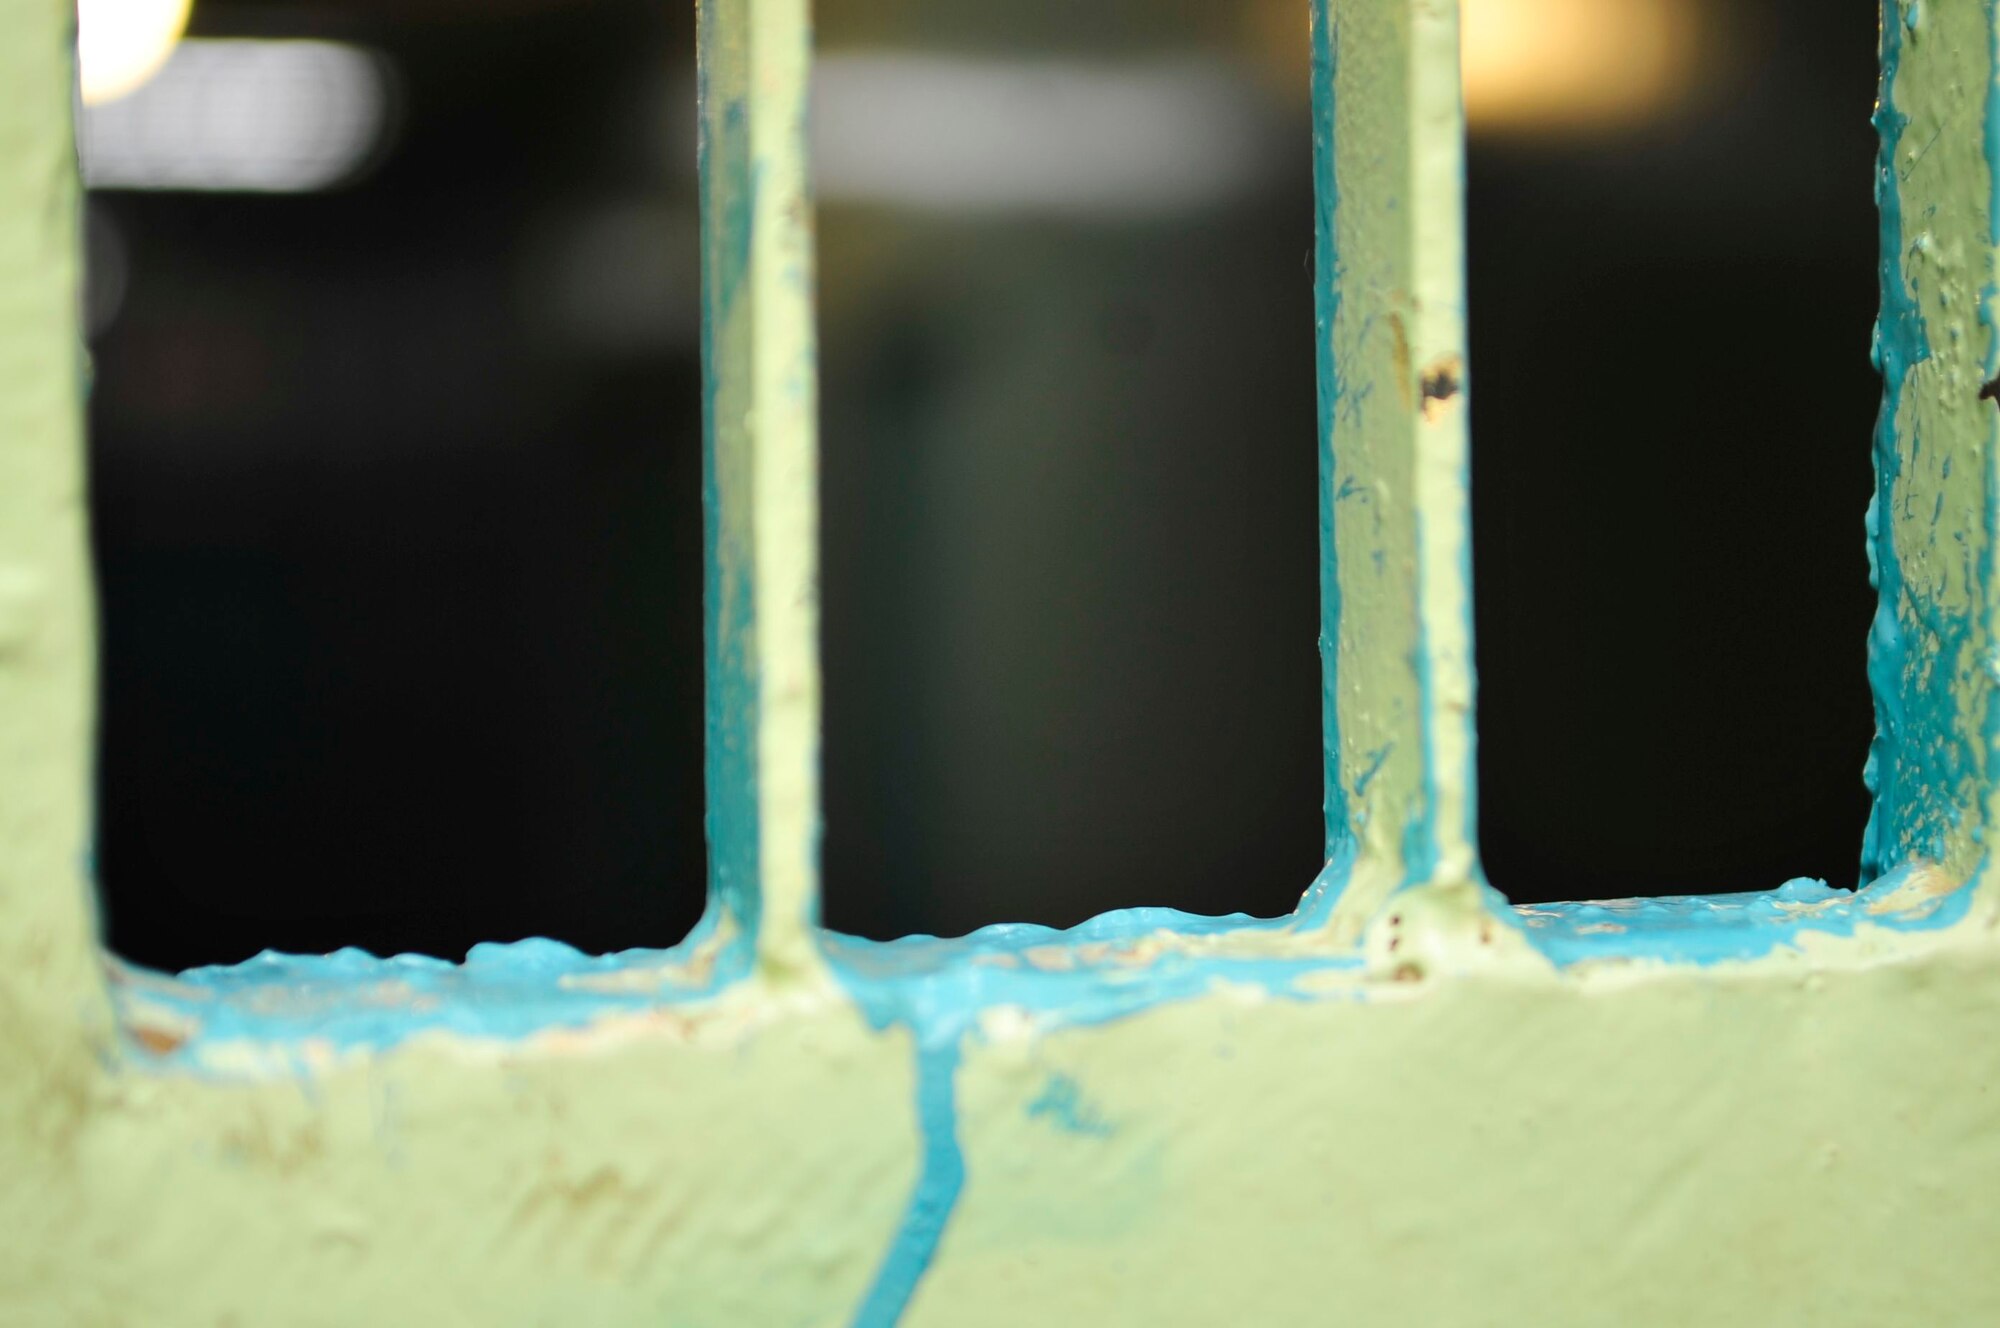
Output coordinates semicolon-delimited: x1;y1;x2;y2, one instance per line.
90;0;1879;965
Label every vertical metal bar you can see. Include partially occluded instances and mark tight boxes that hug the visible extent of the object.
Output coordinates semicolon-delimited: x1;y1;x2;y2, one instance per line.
1864;0;2000;901
697;0;822;971
0;2;109;1038
1311;0;1480;932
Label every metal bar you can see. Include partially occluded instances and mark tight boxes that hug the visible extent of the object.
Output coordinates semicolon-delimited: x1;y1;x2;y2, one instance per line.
697;0;823;972
0;0;109;1040
1863;0;2000;899
1312;0;1480;932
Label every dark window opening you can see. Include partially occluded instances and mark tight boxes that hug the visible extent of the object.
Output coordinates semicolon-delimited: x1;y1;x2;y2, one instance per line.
818;5;1322;938
92;2;706;967
1469;0;1879;903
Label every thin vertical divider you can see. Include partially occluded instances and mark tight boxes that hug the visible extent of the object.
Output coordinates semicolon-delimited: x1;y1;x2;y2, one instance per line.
1310;0;1484;937
0;0;108;1045
697;0;823;973
1863;0;2000;907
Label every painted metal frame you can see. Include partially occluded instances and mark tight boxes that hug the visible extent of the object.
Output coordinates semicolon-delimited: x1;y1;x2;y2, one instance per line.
5;1;2000;1323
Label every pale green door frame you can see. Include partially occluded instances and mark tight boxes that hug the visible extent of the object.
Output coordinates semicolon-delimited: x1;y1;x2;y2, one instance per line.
4;2;2000;1324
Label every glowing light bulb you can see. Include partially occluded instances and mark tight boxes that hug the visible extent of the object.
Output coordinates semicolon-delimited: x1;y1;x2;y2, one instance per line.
78;0;193;107
1462;0;1703;133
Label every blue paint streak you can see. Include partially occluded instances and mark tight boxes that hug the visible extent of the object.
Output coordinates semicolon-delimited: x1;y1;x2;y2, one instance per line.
1309;0;1478;895
848;1041;965;1328
1862;0;1932;880
697;4;765;953
1861;0;2000;888
1311;0;1348;863
821;902;1373;1322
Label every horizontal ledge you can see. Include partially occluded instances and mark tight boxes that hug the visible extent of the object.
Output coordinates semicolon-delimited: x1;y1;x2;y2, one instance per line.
109;865;1982;1070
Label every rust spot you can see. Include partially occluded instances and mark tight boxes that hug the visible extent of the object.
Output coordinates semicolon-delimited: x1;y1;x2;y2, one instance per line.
130;1024;187;1055
1389;313;1413;410
1420;356;1464;422
1387;936;1401;953
1391;961;1426;984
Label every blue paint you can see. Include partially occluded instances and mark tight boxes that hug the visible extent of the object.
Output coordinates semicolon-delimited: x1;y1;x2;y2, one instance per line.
109;24;2000;1328
697;1;764;955
141;865;1980;1065
1311;0;1348;864
1513;871;1966;969
1310;0;1479;897
822;905;1359;1323
1860;0;1999;887
1988;0;2000;883
822;910;1348;1054
1026;1073;1115;1139
849;1040;965;1328
123;868;1982;1325
146;933;750;1059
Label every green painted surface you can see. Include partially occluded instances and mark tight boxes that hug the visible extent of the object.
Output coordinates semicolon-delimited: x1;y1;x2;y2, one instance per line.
1865;0;2000;890
1312;0;1486;941
0;0;112;1081
4;1;2000;1324
699;0;823;975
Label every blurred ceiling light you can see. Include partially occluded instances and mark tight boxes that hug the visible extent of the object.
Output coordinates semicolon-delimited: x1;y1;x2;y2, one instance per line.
813;55;1281;215
77;0;192;106
1462;0;1703;133
81;40;391;193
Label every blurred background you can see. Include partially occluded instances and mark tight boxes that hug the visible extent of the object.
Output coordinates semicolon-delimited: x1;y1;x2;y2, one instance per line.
81;0;1881;967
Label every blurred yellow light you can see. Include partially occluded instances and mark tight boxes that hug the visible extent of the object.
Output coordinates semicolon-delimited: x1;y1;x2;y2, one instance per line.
78;0;192;107
1462;0;1701;133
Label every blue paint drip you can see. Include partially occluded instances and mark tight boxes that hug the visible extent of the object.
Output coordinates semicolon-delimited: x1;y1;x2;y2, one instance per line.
848;1041;965;1328
132;872;1984;1312
822;905;1365;1323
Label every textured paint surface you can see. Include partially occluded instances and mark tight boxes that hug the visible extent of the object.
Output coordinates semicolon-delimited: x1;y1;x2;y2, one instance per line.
1313;0;1484;942
7;1;2000;1325
1864;0;2000;892
0;0;114;1154
699;0;822;975
9;892;2000;1327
